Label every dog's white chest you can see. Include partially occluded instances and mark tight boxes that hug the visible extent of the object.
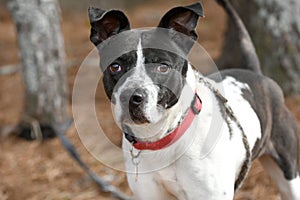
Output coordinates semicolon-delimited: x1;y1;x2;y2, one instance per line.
156;164;187;199
123;76;262;200
125;158;186;200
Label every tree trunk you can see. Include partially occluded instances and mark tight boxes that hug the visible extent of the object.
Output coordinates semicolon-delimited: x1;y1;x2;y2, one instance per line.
217;0;300;95
7;0;69;139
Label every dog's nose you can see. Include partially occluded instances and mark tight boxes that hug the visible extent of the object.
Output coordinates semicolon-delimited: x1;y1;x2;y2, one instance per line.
130;89;146;106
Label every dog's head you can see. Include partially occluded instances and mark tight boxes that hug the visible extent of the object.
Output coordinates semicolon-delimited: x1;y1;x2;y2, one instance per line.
89;3;203;142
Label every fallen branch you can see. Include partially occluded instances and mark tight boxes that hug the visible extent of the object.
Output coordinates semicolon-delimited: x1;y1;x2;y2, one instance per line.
53;119;132;200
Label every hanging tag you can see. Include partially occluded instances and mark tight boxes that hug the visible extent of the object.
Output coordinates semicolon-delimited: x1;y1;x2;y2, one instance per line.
132;157;140;182
130;143;141;182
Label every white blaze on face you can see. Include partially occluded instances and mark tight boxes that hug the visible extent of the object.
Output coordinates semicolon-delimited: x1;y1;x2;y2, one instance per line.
136;39;145;73
135;39;162;124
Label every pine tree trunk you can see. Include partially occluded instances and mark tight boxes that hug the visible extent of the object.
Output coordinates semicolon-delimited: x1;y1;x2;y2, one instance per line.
217;0;300;95
8;0;69;139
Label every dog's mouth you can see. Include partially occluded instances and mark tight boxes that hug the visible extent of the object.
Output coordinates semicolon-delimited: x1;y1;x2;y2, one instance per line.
128;102;151;125
128;87;180;125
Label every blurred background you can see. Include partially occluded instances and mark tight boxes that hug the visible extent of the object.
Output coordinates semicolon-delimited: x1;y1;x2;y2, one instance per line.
0;0;299;199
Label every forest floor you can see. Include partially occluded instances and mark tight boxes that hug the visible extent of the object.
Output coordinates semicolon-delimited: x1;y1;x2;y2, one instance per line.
0;1;300;200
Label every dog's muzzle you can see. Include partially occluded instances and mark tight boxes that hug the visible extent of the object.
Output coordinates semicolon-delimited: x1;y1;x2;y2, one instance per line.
120;88;150;124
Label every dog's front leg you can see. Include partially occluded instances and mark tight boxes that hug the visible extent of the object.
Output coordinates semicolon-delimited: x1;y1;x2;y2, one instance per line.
126;172;179;200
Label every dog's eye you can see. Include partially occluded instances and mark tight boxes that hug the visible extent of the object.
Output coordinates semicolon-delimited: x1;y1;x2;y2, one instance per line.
156;64;170;74
109;63;122;74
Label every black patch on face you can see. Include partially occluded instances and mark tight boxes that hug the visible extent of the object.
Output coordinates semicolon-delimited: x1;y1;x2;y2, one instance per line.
143;48;188;108
102;51;137;100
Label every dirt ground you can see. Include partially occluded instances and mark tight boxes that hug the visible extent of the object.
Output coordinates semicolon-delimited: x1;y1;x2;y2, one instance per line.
0;1;300;200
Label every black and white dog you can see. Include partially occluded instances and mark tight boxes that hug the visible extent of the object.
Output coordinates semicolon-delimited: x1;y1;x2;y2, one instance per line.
88;0;300;199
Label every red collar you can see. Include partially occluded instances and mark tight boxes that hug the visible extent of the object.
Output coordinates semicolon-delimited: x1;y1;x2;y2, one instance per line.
124;93;202;151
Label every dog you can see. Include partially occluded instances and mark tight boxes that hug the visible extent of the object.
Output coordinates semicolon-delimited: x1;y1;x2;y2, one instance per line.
88;0;300;199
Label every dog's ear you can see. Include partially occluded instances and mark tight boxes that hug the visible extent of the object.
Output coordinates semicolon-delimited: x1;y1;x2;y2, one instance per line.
158;2;204;41
88;7;130;46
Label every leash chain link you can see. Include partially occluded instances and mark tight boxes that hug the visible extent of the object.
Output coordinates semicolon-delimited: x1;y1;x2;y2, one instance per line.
199;77;251;189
